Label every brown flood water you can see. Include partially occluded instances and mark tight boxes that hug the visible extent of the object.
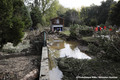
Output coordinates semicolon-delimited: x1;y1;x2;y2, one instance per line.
48;37;91;80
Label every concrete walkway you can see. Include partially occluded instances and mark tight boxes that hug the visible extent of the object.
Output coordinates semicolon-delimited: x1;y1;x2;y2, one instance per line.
39;47;49;80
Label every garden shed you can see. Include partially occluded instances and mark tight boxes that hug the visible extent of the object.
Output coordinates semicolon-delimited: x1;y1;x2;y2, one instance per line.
50;17;64;32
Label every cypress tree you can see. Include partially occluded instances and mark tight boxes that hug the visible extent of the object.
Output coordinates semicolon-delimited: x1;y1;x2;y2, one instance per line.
0;0;32;48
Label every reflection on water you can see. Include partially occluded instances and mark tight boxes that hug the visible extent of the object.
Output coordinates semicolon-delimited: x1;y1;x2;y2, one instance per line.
49;66;63;80
65;41;79;50
50;39;65;50
60;43;91;59
48;38;91;80
49;38;91;59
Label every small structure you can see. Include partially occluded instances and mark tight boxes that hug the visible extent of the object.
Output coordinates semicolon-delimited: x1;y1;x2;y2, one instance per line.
50;17;64;32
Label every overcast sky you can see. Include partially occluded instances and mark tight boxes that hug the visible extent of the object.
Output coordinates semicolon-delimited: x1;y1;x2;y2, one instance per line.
59;0;119;9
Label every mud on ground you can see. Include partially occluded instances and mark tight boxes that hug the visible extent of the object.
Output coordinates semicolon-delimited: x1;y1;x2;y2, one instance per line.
0;30;44;80
0;55;40;80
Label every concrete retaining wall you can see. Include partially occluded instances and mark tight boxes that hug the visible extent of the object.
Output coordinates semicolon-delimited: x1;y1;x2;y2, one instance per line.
39;47;49;80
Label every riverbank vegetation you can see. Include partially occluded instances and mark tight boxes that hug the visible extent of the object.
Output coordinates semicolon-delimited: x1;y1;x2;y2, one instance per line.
57;23;120;79
57;58;120;80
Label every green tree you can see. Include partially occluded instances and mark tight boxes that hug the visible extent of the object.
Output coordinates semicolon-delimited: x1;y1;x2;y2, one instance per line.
13;0;32;29
30;6;42;29
12;0;31;45
64;9;80;27
44;0;59;25
10;17;25;46
90;18;97;27
98;0;114;24
109;1;120;27
80;5;99;25
30;0;59;27
0;0;13;48
79;0;115;26
57;4;68;17
0;0;31;48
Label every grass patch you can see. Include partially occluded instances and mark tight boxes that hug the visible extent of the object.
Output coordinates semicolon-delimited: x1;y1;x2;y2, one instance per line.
82;37;97;43
61;30;70;36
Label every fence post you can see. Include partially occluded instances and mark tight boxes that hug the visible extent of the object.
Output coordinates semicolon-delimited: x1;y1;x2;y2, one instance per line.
44;31;46;46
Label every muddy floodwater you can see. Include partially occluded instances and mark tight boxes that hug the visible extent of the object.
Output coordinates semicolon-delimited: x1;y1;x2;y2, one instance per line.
48;36;91;80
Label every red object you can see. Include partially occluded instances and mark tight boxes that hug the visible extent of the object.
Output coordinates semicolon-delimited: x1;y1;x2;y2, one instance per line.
100;27;102;31
104;26;106;30
109;28;112;31
95;27;98;31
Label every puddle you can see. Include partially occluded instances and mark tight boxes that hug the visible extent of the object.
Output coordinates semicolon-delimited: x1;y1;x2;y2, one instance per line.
48;37;91;80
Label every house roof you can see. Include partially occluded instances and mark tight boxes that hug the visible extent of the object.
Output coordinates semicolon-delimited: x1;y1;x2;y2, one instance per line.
50;17;64;21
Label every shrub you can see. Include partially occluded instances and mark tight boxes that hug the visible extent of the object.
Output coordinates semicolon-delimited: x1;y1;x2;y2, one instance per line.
79;29;93;36
100;24;104;28
78;25;94;36
70;24;78;37
88;43;100;56
104;37;120;61
70;24;94;38
88;36;120;61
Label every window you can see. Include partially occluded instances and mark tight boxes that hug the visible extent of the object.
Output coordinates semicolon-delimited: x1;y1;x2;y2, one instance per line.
56;19;59;24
